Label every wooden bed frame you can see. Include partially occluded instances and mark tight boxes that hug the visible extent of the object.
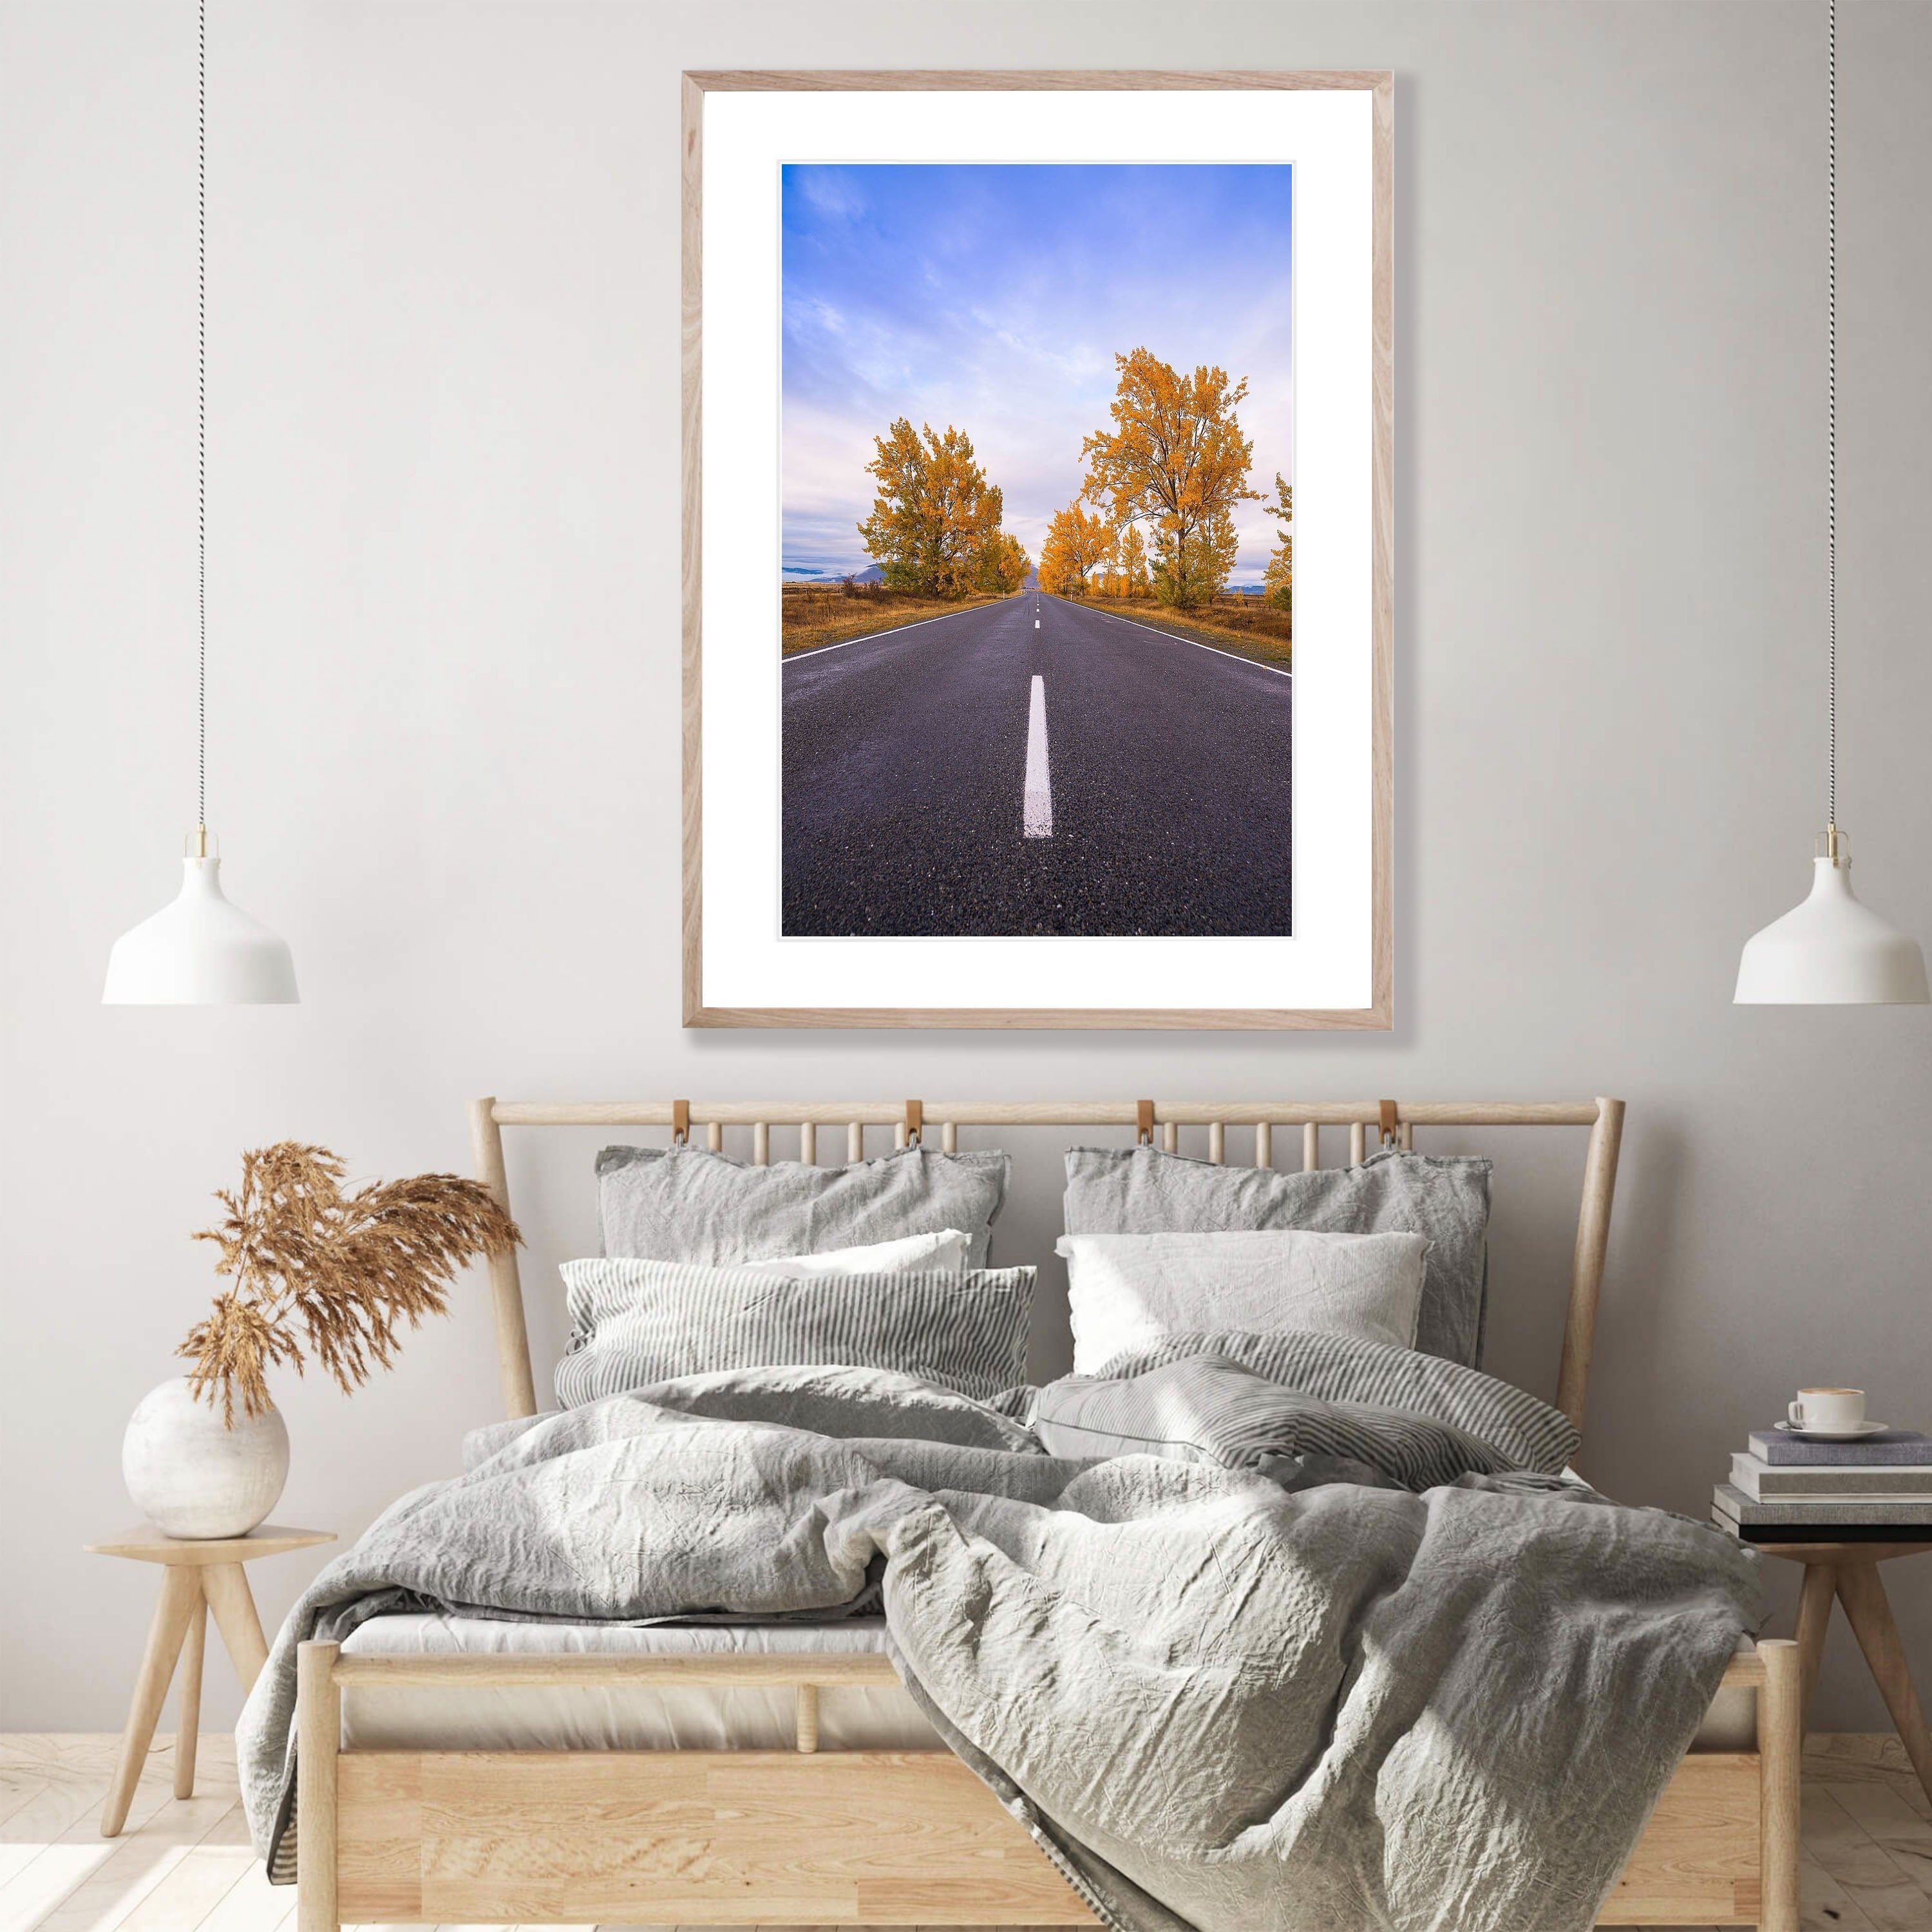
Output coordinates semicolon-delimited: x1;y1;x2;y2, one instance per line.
295;1096;1799;1931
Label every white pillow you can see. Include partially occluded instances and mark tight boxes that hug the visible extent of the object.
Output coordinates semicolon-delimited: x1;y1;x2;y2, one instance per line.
1054;1229;1430;1373
737;1227;972;1278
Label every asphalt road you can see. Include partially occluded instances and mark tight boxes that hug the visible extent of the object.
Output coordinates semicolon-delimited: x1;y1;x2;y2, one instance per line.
782;591;1293;937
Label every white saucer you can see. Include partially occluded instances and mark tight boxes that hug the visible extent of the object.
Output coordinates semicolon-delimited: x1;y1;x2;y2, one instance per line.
1775;1419;1889;1441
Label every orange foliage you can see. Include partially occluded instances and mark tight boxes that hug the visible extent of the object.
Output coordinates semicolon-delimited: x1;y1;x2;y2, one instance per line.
1038;501;1114;597
1263;472;1292;614
1079;348;1257;609
857;419;1019;599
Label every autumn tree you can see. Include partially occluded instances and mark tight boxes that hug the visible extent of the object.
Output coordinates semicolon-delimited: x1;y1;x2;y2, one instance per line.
1190;509;1242;607
1262;473;1292;615
1097;529;1128;595
1037;522;1077;596
857;418;1009;600
1038;501;1115;597
978;531;1032;596
1079;348;1258;609
1117;522;1150;598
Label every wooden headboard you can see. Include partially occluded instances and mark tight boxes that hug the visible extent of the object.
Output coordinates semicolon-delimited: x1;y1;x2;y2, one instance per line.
469;1097;1625;1441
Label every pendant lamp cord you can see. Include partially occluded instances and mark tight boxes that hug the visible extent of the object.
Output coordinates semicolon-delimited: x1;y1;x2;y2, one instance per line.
194;0;205;838
1827;0;1838;835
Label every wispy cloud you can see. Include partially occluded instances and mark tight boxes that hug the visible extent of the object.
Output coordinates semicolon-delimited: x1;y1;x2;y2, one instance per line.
795;167;868;223
782;164;1293;581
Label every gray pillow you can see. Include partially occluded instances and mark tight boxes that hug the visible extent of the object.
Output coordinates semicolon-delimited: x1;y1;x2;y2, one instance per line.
556;1257;1034;1407
598;1144;1010;1269
1062;1146;1492;1366
1070;1329;1578;1475
1028;1354;1548;1490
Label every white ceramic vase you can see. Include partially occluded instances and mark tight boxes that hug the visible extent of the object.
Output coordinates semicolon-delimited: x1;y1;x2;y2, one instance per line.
122;1377;289;1539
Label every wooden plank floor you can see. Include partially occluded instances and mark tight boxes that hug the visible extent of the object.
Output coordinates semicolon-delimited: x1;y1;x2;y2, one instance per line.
5;1734;1929;1932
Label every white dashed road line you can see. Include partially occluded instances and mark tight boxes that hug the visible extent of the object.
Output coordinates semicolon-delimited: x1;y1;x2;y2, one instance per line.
1023;674;1052;838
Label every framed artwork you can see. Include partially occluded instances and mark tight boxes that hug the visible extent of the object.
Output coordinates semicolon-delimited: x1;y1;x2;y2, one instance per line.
682;70;1392;1029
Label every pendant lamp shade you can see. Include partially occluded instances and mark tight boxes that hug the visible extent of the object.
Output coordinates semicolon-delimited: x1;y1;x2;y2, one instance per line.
1735;850;1929;1005
104;851;298;1006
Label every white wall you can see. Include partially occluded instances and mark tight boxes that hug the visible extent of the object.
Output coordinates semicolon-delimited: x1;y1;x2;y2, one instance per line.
4;0;1930;1734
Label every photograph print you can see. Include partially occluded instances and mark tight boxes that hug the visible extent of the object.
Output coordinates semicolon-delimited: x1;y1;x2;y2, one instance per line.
780;162;1295;940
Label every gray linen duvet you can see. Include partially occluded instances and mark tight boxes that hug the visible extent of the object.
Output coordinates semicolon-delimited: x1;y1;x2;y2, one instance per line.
237;1350;1761;1932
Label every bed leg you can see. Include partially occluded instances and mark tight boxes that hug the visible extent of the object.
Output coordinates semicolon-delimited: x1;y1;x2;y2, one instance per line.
1759;1638;1800;1932
298;1640;341;1932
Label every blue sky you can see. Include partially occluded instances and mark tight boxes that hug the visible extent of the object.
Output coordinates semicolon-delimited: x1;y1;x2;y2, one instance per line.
781;164;1293;582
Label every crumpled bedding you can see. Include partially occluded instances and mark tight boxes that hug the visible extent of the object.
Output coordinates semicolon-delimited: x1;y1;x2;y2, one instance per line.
238;1350;1761;1932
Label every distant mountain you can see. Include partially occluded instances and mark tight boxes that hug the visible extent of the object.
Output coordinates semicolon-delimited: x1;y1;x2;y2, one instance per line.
781;562;884;585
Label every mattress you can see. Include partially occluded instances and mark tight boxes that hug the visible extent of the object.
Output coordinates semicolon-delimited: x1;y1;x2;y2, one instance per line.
338;1613;1758;1754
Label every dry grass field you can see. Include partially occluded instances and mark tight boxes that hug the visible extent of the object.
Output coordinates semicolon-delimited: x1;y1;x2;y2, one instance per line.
779;583;1290;668
780;583;1010;656
1077;591;1292;671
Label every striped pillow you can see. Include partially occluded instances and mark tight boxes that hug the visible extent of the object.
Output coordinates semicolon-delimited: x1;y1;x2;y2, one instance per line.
1079;1329;1579;1475
556;1258;1035;1408
1030;1355;1530;1492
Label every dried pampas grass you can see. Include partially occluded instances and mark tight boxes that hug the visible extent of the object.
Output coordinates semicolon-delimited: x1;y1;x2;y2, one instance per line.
180;1142;522;1425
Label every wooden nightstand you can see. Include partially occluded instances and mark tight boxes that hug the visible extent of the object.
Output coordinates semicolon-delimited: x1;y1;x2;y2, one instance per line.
86;1520;334;1837
1741;1534;1932;1805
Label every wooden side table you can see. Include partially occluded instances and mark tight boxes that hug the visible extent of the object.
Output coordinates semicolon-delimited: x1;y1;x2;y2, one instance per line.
1754;1537;1932;1804
87;1521;334;1837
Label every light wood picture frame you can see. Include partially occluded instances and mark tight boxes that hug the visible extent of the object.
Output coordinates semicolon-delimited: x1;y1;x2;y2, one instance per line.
681;71;1394;1029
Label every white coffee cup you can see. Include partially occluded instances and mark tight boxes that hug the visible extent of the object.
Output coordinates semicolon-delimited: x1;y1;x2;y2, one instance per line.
1788;1387;1866;1433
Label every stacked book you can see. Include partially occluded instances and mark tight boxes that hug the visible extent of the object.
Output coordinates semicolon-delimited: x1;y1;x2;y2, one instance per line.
1714;1430;1932;1539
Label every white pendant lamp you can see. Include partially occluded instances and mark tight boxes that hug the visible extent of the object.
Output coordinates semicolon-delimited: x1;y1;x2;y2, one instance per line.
1736;831;1928;1005
104;0;297;1007
104;831;298;1005
1734;0;1927;1007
